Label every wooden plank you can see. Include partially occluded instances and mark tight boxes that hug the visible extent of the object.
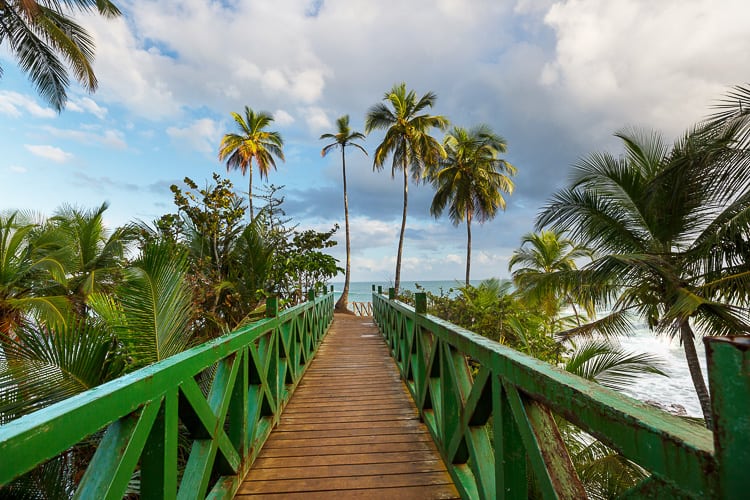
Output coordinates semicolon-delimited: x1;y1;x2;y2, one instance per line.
237;471;455;494
275;419;421;431
253;450;444;468
258;441;436;458
248;460;446;480
236;484;460;499
261;433;432;449
236;314;459;499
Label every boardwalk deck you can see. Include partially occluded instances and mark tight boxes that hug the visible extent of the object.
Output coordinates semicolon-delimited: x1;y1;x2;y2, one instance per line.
236;314;459;499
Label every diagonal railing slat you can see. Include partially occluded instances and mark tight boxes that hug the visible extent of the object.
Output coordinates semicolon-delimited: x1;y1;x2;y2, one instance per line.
0;292;333;498
373;289;748;499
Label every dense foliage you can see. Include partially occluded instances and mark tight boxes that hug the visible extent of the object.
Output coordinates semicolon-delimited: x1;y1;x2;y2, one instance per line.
0;173;341;494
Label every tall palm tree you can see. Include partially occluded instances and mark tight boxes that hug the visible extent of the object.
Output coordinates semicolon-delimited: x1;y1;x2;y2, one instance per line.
537;124;750;428
320;115;367;312
429;125;516;285
509;230;593;330
0;0;121;111
365;83;448;293
218;106;285;220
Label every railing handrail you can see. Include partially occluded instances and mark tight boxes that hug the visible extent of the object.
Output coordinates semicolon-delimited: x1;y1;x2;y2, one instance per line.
373;290;747;499
0;292;334;497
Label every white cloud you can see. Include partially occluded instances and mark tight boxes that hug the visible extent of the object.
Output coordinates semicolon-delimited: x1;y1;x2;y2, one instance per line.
9;165;27;174
290;69;326;103
540;0;750;137
166;118;222;153
101;130;127;149
67;97;108;119
0;91;56;118
42;126;127;150
444;254;462;265
24;144;73;163
274;109;295;126
301;106;331;131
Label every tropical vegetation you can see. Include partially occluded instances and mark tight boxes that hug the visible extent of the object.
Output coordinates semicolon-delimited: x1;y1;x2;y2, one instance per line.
0;0;121;111
320;115;367;312
0;174;342;495
509;229;594;333
365;82;448;293
536;115;750;427
429;125;517;285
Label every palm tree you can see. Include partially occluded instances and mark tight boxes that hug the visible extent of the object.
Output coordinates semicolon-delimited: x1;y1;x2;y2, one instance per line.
320;115;367;312
0;0;121;111
218;106;285;220
537;124;750;428
0;211;68;337
50;203;135;314
429;125;516;285
365;83;448;293
509;230;593;331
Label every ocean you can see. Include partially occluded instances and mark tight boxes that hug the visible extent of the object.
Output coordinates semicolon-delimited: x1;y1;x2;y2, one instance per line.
329;280;706;417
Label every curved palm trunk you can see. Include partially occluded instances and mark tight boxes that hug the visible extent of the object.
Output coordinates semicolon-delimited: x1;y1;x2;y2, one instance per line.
394;165;408;294
335;148;352;313
681;321;713;428
465;209;472;286
248;169;254;221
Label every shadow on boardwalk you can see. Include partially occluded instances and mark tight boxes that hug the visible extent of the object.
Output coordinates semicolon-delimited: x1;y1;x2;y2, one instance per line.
236;313;459;499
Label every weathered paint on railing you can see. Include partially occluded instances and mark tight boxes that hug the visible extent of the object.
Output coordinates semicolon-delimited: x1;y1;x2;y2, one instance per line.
0;292;334;498
373;289;748;499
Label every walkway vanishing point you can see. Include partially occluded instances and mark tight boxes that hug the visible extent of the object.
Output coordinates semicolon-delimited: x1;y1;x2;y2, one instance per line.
236;314;460;499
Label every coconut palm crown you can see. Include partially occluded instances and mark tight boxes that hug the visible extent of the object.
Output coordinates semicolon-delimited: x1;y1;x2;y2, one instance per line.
218;106;285;219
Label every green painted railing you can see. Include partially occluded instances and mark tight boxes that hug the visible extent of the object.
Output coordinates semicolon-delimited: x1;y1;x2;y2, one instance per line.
373;289;749;499
0;292;334;498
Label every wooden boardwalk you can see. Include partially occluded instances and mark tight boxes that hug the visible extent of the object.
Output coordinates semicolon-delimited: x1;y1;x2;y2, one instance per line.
235;314;459;499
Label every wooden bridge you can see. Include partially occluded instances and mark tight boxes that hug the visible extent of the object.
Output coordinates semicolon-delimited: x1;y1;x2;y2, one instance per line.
0;290;748;499
236;314;459;498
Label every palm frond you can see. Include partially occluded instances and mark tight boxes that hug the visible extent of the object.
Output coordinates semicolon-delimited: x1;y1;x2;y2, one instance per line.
0;318;118;421
564;339;667;392
89;241;194;370
556;309;635;341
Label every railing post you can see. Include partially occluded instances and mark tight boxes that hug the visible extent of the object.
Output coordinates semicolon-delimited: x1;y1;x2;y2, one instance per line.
330;285;334;293
266;296;278;318
415;292;426;314
388;287;396;300
705;336;750;499
308;289;316;301
372;284;376;292
378;285;383;295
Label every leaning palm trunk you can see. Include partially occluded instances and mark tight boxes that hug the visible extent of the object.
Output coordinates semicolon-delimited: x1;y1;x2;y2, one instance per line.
335;148;352;312
681;321;713;428
395;164;408;294
465;209;472;286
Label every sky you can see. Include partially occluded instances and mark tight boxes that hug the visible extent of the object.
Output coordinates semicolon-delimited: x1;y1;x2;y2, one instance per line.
1;0;749;284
